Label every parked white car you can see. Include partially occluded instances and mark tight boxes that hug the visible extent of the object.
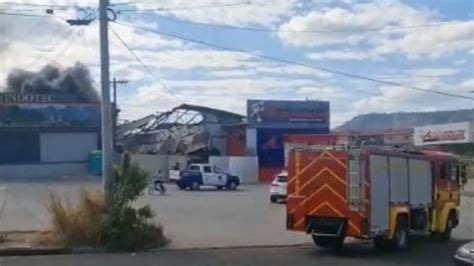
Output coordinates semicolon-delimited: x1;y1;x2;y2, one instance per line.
270;171;287;203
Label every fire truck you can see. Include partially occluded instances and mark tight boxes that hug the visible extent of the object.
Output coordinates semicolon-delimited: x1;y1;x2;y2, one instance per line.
286;134;465;250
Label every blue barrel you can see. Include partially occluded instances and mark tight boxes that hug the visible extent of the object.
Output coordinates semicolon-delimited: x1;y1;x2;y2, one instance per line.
88;150;103;175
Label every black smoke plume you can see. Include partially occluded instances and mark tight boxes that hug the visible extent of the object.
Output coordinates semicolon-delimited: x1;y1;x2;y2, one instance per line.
4;62;99;102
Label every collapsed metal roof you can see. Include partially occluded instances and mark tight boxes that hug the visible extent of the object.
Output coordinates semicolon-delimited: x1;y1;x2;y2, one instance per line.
117;104;245;155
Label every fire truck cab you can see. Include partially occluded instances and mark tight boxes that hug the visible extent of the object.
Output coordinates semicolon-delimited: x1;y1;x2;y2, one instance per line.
286;135;465;250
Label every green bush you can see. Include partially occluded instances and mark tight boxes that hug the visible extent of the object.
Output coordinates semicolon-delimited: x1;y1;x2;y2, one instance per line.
44;152;167;250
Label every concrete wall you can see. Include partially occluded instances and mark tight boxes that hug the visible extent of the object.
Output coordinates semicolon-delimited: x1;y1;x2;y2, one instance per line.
0;163;88;179
210;156;259;184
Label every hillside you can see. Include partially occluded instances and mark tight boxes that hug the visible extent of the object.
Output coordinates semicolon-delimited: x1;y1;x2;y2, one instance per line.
336;109;474;131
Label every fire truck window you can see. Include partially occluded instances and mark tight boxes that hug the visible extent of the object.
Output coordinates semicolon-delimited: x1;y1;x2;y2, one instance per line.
439;163;447;179
450;164;458;182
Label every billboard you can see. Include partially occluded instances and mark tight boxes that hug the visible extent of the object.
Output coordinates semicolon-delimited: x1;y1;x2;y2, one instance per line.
0;93;100;128
247;100;329;130
414;122;473;146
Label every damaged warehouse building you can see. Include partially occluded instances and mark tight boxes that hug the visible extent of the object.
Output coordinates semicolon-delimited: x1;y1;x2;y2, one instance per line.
117;104;247;163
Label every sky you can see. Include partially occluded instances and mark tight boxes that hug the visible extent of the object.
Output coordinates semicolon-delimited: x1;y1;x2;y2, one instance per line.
0;0;473;127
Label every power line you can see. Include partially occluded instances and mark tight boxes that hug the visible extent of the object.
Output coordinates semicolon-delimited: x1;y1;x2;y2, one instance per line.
50;27;87;63
0;11;54;18
152;16;469;33
0;2;73;8
116;1;256;12
109;25;183;103
113;21;474;101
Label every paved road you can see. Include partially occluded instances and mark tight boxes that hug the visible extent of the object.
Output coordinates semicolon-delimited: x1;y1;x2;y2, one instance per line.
0;239;467;266
0;181;471;249
139;184;311;248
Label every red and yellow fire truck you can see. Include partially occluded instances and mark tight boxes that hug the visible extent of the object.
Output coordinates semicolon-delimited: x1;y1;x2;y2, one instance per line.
286;134;465;250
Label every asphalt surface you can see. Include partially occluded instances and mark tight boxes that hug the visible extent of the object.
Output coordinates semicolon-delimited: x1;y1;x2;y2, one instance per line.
0;180;472;249
0;239;468;266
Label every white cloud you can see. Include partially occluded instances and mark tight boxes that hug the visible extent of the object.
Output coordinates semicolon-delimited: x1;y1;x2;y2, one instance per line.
208;64;332;79
459;78;474;90
279;1;474;59
372;21;474;59
307;49;383;61
138;49;256;69
119;76;336;119
279;1;429;47
296;86;347;99
352;77;474;114
165;77;320;92
454;59;467;66
129;0;299;27
408;68;460;77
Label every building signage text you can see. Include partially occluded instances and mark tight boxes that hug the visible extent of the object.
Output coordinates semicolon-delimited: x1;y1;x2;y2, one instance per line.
0;93;54;104
414;122;473;146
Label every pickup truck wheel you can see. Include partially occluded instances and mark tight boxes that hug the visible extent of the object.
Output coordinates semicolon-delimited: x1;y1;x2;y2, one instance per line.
227;181;237;190
177;184;186;190
216;186;223;190
190;181;200;191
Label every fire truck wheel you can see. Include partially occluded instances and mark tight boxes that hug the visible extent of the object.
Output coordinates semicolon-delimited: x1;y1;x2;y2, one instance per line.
392;216;409;251
312;235;344;249
373;237;389;250
440;211;456;242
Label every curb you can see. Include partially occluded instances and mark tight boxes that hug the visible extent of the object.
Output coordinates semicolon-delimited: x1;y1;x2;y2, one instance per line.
0;244;314;257
157;243;313;252
0;247;71;257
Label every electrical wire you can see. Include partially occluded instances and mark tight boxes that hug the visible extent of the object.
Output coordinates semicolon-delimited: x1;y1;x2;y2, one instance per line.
50;27;86;63
113;21;474;101
152;16;469;33
0;2;73;8
0;11;54;17
116;1;256;12
109;25;183;103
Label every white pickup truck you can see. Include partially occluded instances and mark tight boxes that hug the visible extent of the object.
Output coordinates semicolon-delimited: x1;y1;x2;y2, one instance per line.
177;164;240;190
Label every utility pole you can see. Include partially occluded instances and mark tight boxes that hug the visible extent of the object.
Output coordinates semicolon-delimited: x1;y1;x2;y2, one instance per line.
111;78;128;151
99;0;113;206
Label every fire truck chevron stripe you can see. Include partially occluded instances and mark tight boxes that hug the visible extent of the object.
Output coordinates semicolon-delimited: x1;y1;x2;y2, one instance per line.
301;183;346;206
324;151;347;169
287;151;330;186
299;167;347;192
288;151;347;187
288;183;345;214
